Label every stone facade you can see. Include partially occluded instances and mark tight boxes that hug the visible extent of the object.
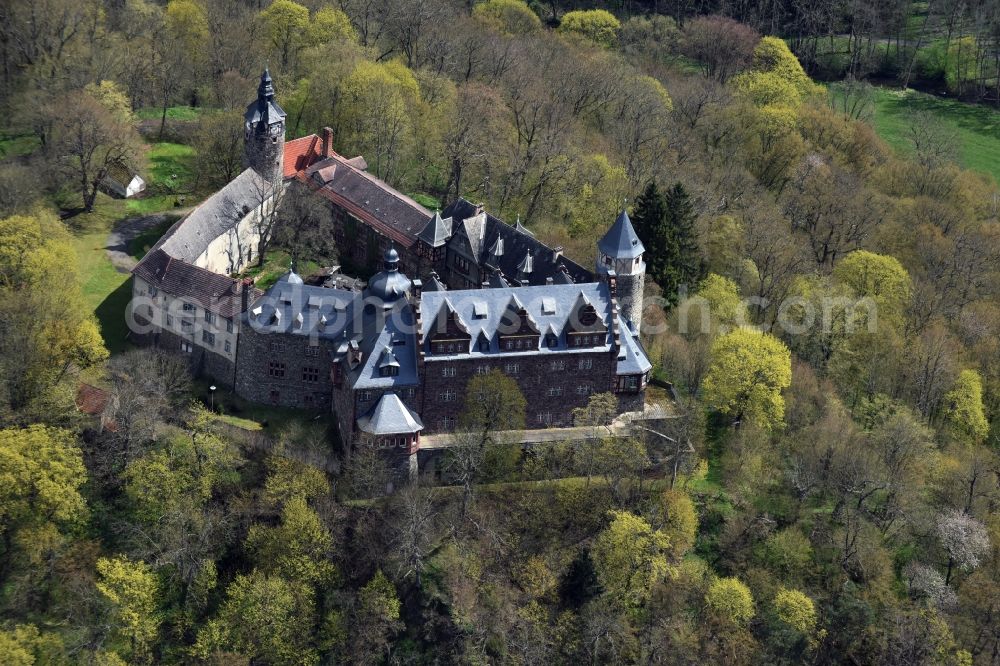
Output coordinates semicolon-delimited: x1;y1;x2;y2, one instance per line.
418;350;617;432
233;325;338;410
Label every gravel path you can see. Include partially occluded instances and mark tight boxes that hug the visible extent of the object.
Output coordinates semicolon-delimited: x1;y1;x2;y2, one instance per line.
105;214;170;272
105;207;192;273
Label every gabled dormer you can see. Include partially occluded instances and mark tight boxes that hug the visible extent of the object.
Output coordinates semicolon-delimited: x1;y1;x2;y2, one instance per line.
427;299;471;354
498;294;540;352
566;292;608;348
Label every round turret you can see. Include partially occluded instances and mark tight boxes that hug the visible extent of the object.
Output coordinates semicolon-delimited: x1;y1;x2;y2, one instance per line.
367;247;412;306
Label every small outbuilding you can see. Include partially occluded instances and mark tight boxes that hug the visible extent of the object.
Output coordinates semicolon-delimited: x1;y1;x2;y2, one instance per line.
103;160;146;198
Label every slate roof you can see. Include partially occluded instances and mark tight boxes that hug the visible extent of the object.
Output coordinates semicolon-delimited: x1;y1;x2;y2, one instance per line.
421;283;613;357
357;392;424;435
133;249;258;317
416;212;453;247
246;272;420;391
244;69;286;128
423;271;447;292
305;154;431;247
598;210;645;260
151;167;269;264
617;319;653;376
420;282;652;375
442;198;593;286
105;160;137;187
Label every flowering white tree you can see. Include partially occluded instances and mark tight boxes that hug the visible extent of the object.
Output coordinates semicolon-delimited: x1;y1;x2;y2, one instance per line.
902;562;957;610
937;509;990;584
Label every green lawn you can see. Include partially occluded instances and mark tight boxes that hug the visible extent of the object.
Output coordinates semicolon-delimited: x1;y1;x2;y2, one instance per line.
0;132;41;159
869;87;1000;182
136;106;205;122
69;197;132;355
830;85;1000;183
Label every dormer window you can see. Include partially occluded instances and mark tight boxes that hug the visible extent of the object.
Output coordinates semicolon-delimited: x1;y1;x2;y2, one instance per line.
545;333;558;348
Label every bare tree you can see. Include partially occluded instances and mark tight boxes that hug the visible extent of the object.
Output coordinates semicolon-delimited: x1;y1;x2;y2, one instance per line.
46;89;140;212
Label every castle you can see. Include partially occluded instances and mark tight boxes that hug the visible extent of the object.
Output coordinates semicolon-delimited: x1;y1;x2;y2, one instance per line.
130;70;652;463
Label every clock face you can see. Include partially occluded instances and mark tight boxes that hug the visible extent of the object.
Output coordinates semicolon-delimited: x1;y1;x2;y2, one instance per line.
269;123;282;137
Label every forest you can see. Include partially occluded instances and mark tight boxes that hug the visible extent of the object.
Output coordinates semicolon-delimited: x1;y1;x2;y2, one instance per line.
1;0;1000;664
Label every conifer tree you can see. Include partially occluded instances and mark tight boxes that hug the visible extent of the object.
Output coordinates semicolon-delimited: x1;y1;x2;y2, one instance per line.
631;181;668;286
661;182;706;304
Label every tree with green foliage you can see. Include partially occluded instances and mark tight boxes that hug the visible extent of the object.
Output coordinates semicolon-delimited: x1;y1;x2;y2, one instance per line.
591;510;673;608
662;182;706;298
472;0;540;35
659;489;698;558
96;556;161;662
194;570;318;665
352;569;402;664
702;328;792;429
705;577;755;625
557;9;621;48
942;369;989;444
832;250;911;324
258;0;310;69
0;426;87;547
246;496;337;587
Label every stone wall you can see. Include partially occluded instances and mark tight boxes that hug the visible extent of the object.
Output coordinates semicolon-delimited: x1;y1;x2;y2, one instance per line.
418;348;617;433
233;325;336;409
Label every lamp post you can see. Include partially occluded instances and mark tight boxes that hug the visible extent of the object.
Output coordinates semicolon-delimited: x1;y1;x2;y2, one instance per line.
209;385;216;411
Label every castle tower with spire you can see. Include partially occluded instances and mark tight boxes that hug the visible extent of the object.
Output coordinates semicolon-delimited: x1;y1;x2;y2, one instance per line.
244;68;287;181
596;210;646;333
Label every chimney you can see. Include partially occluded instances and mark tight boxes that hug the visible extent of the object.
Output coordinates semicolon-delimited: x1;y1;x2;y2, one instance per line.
240;278;253;313
411;278;423;302
607;269;618;296
321;127;334;157
546;276;554;285
552;245;563;263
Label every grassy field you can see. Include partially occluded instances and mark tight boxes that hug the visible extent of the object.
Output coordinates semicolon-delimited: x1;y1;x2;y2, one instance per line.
830;85;1000;183
125;142;199;214
136;106;204;122
69;197;132;355
0;132;41;159
869;87;1000;182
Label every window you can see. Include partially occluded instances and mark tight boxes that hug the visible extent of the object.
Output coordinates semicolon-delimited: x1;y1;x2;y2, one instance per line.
268;361;286;377
454;255;471;274
439;390;456;402
478;338;490;352
476;365;490;375
380;365;399;378
224;340;232;353
226;318;234;333
405;388;416;399
182;302;195;312
439;416;456;430
305;346;319;357
603;255;612;266
537;412;552;425
304;394;314;407
578;358;593;370
302;366;320;383
181;320;193;332
504;362;519;375
442;367;456;378
358;390;373;402
269;389;279;403
576;385;590;395
269;340;285;352
149;286;158;297
202;331;215;346
550;360;565;371
180;342;192;353
204;310;215;324
545;334;558;348
165;314;173;327
547;387;563;397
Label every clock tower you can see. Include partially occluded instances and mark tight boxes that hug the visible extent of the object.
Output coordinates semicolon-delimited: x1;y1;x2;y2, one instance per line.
244;68;287;182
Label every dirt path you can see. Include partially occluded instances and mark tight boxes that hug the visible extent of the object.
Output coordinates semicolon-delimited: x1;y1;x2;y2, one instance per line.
105;208;192;273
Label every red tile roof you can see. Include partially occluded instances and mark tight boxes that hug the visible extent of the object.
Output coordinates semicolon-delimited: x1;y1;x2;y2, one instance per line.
76;383;109;416
283;134;323;178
